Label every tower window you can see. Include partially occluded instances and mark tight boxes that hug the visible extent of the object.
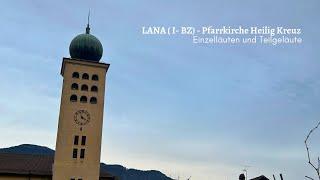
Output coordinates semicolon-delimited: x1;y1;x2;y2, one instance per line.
90;97;97;104
92;74;99;81
72;148;78;158
72;72;79;78
70;95;77;102
82;73;89;80
80;149;85;159
71;83;78;90
74;136;79;145
80;96;87;103
81;84;88;91
91;86;98;92
81;136;86;145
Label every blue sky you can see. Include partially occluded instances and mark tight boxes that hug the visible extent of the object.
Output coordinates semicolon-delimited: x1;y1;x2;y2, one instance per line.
0;1;320;179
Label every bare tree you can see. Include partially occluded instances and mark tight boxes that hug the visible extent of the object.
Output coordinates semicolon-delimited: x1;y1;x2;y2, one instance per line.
304;121;320;180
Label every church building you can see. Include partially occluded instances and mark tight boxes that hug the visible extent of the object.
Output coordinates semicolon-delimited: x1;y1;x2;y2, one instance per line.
0;22;117;180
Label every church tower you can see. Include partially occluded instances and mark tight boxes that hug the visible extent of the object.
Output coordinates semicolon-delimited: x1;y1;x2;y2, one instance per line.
53;22;109;180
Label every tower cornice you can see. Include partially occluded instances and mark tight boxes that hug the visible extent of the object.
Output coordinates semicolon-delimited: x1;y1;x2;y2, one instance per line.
60;57;110;76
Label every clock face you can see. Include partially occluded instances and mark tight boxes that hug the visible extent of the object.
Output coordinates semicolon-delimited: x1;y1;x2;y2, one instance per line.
74;110;90;126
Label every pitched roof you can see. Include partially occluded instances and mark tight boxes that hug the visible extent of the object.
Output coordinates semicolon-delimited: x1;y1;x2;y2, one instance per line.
250;175;269;180
0;153;115;178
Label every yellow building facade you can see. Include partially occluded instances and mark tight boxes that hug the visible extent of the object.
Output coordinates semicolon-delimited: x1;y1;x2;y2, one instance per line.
52;59;109;180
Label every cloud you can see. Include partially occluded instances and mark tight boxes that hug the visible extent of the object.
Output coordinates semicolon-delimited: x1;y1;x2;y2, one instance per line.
0;0;320;179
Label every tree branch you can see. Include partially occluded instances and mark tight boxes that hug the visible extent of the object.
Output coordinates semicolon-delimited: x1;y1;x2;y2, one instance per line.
306;175;315;180
305;121;320;180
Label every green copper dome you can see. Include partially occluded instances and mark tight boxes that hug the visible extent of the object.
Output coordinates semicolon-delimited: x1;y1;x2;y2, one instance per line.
69;25;103;62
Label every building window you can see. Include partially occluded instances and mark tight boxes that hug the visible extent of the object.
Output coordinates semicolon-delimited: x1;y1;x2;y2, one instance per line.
82;73;89;80
81;84;88;91
80;149;85;159
90;97;97;104
74;136;79;145
72;148;78;158
91;86;98;92
92;74;99;81
70;95;77;102
72;72;79;78
81;136;86;145
71;83;78;90
80;96;87;103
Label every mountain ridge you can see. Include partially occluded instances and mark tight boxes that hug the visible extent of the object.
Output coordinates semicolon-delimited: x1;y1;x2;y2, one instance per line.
0;144;172;180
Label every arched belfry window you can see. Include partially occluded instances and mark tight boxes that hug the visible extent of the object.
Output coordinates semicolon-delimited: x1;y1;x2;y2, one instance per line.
70;95;77;102
91;86;98;92
71;83;78;90
82;73;89;80
81;84;88;91
80;96;87;103
90;97;97;104
92;74;99;81
72;72;79;78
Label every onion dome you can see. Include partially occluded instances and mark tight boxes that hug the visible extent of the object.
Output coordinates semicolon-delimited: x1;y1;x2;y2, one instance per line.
69;23;103;62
